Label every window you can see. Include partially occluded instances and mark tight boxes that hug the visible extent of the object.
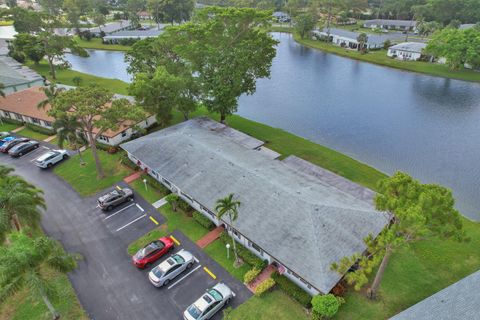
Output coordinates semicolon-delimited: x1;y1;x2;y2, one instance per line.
99;135;110;142
43;120;52;127
231;228;241;239
15;113;23;121
162;178;171;186
121;131;127;137
31;118;40;125
3;111;10;118
181;192;193;202
250;241;263;255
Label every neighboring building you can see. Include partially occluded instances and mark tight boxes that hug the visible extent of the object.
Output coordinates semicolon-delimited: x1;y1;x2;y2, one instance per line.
387;42;429;61
459;23;476;30
390;270;480;320
0;56;44;95
103;27;164;44
137;11;152;20
364;19;417;31
120;117;389;295
272;11;291;23
313;28;387;50
87;20;132;37
0;86;156;145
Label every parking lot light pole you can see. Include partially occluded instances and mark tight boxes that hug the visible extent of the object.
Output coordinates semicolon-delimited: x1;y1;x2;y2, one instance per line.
143;178;148;191
226;243;230;259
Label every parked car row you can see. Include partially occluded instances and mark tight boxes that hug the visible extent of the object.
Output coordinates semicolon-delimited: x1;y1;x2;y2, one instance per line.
0;133;69;167
132;238;235;320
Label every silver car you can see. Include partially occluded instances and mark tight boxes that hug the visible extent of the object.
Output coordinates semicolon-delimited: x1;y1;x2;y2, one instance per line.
148;250;195;287
183;283;235;320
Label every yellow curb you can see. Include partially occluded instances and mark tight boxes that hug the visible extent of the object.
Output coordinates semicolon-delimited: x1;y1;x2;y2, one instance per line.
203;267;217;279
149;216;159;225
170;235;180;246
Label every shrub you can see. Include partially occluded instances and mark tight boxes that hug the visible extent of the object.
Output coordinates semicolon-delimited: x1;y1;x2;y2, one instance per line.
95;142;119;154
218;232;266;269
1;117;23;126
178;198;193;213
120;153;139;171
311;294;345;319
383;39;392;50
254;278;275;296
193;211;214;229
272;272;312;308
165;193;180;211
244;267;262;284
25;123;55;135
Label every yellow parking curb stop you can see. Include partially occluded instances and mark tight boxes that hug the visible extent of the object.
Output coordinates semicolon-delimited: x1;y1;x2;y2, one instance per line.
203;267;216;279
170;235;180;245
149;216;159;225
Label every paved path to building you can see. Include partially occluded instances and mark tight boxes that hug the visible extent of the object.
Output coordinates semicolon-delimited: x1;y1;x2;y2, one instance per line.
153;195;169;209
196;226;225;249
11;125;25;133
247;264;277;293
43;134;57;142
123;171;142;184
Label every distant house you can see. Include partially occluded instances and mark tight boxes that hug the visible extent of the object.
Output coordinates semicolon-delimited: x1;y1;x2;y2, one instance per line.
121;117;389;295
364;19;417;31
87;20;132;37
387;42;429;61
312;28;387;50
103;27;164;44
0;56;44;95
272;11;291;23
137;11;152;20
0;87;156;146
459;23;477;30
390;270;480;320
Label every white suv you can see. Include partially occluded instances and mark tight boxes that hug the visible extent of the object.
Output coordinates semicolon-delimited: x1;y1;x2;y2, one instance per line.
34;150;69;168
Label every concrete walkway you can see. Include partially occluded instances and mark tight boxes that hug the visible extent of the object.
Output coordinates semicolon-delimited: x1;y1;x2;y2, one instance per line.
247;264;277;293
123;171;142;184
11;125;25;133
43;134;57;142
152;195;169;209
196;226;225;249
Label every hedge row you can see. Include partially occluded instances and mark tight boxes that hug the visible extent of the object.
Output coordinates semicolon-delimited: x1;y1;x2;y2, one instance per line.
120;153;139;171
0;117;23;126
272;271;312;308
219;232;267;270
192;211;214;229
243;267;262;284
95;142;119;154
141;174;170;196
254;278;276;296
25;123;55;136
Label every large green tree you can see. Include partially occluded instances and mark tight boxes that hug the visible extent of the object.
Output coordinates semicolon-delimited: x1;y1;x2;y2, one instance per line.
0;232;78;319
10;7;43;33
154;0;195;24
39;0;64;15
295;13;317;39
331;172;467;299
215;193;241;265
0;166;46;241
48;86;146;178
9;33;45;65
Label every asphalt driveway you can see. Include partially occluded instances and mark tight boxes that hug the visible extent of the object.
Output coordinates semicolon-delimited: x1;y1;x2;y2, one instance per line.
0;141;251;320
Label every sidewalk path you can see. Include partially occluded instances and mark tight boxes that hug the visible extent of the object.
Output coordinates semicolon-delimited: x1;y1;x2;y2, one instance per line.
123;171;142;184
196;226;224;249
152;195;169;209
247;264;277;293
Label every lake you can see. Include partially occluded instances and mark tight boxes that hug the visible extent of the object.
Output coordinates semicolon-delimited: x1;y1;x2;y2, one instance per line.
65;33;480;221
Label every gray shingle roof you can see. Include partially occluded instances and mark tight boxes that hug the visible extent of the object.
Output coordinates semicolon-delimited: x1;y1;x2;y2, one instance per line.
390;270;480;320
103;28;163;40
389;42;426;53
0;55;43;87
314;28;388;47
121;118;388;293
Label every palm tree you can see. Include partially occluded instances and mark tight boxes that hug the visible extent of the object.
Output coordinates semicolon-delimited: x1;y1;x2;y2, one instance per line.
52;115;87;165
357;33;368;53
37;84;64;110
0;232;78;319
215;193;241;265
0;82;5;98
0;166;46;240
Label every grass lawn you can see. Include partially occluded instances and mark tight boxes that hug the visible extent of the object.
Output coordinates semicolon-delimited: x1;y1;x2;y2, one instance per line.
0;267;87;320
53;149;131;196
16;127;51;141
228;289;309;320
293;33;480;83
0;20;13;26
204;239;252;282
28;61;130;95
0;122;20;132
73;36;131;51
128;175;169;204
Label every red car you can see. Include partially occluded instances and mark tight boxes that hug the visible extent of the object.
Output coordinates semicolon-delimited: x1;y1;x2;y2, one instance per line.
132;237;174;268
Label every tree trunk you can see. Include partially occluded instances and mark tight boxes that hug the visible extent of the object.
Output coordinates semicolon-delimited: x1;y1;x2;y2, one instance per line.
12;214;21;231
220;113;226;124
367;248;392;299
48;56;56;80
41;293;60;319
88;132;105;179
77;147;85;165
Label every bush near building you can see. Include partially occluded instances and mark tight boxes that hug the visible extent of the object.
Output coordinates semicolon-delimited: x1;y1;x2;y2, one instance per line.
192;211;215;229
25;123;55;136
244;267;262;284
272;271;312;308
254;278;276;296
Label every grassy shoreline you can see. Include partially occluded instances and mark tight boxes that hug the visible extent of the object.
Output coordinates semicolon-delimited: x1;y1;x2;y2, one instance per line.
74;36;131;51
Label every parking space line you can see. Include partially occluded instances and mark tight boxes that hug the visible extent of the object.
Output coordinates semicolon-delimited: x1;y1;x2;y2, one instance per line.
116;214;146;232
135;203;144;212
194;257;199;263
104;203;136;220
167;264;202;290
170;235;180;245
115;185;122;190
149;216;159;225
23;148;44;159
42;146;50;150
203;267;217;279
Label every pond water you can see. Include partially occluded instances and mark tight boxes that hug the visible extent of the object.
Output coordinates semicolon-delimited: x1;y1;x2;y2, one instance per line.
65;33;480;221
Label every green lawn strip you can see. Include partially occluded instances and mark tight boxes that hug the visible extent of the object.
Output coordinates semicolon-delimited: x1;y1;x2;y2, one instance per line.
53;149;132;196
129;177;166;204
204;239;252;282
0;122;20;132
293;33;480;83
16;127;50;141
73;36;132;51
27;61;130;95
227;289;309;320
336;217;480;319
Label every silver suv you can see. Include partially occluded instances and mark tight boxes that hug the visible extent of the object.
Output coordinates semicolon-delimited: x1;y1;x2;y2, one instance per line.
183;283;235;320
97;187;134;211
148;250;195;287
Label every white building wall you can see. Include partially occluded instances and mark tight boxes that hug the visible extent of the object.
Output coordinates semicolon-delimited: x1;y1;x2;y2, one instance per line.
387;49;422;61
96;115;157;146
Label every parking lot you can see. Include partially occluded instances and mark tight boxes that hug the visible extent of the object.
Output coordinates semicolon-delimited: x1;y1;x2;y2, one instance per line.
0;136;251;320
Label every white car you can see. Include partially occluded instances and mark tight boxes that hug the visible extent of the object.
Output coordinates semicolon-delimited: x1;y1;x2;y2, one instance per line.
183;283;235;320
34;150;69;168
148;250;195;287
